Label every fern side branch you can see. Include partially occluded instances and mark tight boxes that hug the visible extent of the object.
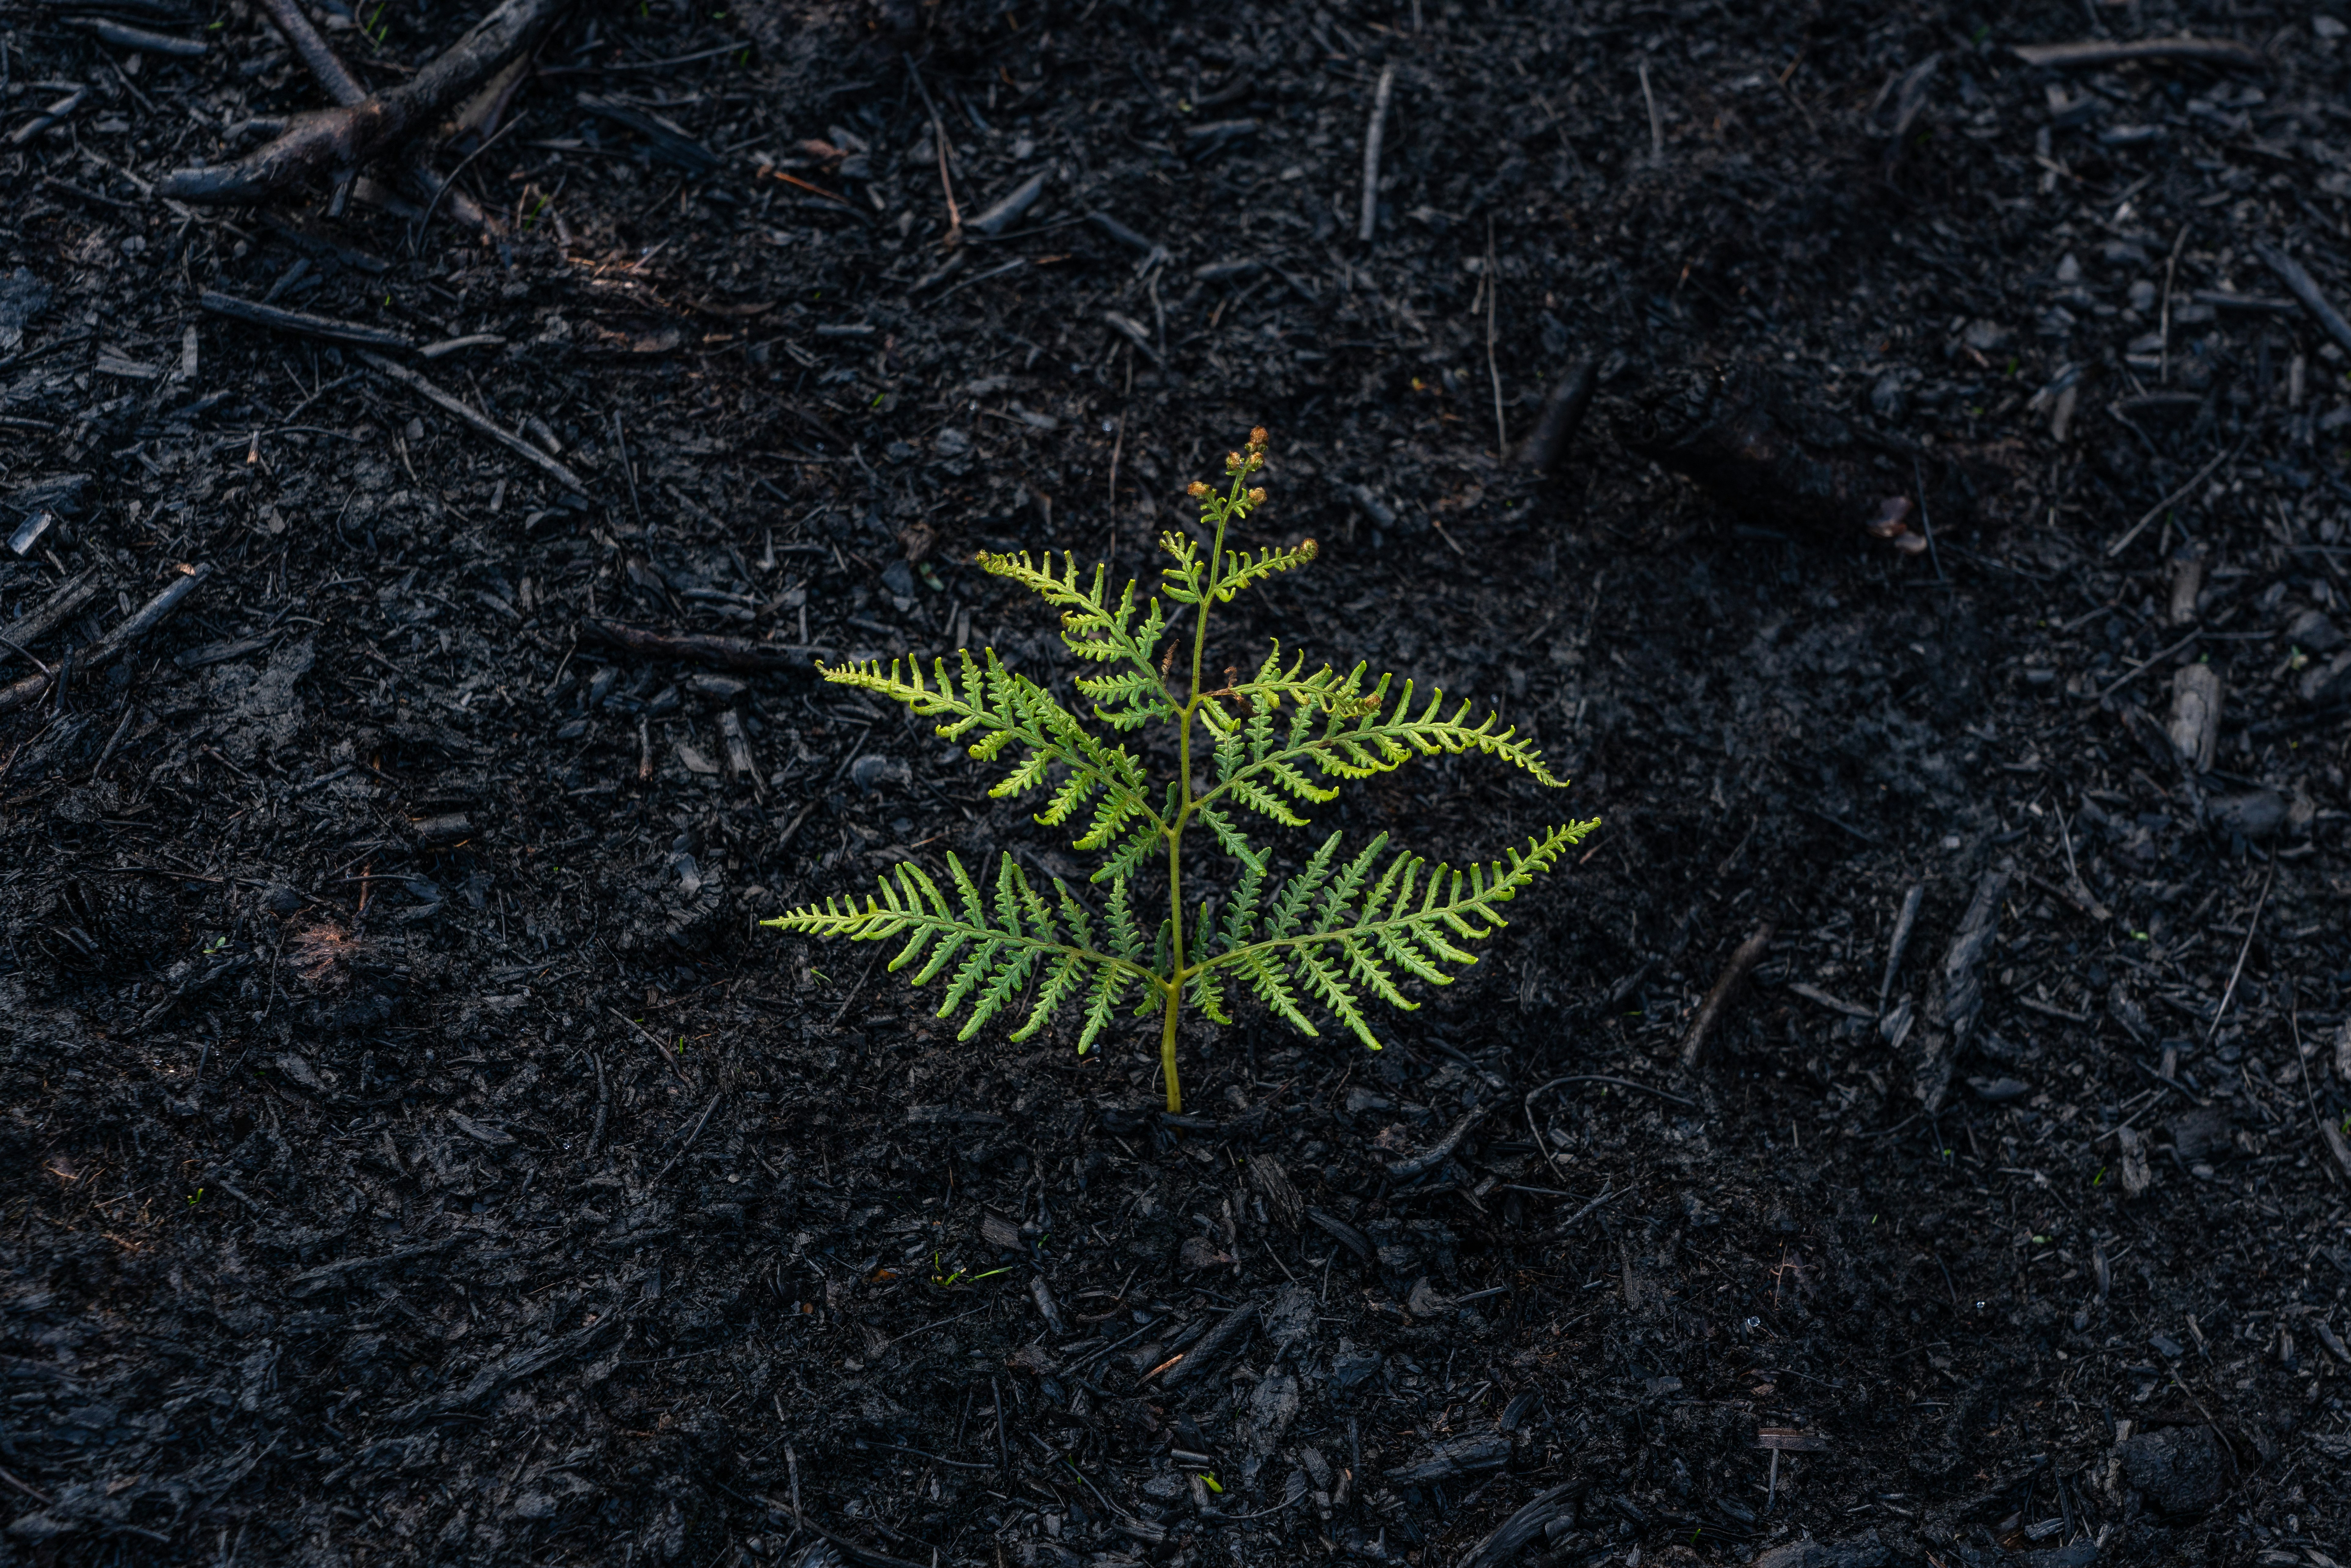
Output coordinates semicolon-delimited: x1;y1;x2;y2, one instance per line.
766;854;1166;1047
1196;822;1597;1046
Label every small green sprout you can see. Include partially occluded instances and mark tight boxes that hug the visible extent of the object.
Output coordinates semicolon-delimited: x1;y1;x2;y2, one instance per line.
769;428;1596;1111
929;1252;1012;1289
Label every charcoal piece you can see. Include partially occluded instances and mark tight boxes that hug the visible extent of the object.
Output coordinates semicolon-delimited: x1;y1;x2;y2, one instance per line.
2117;1425;2227;1514
2164;550;2207;629
2020;1544;2098;1568
0;268;51;352
413;812;473;846
1386;1430;1510;1484
5;475;91;557
1247;1152;1304;1231
1157;1299;1255;1388
966;170;1049;237
2298;649;2351;706
1750;1532;1889;1568
1904;863;2008;1110
1455;1481;1574;1568
2286;608;2343;654
1330;1343;1382;1388
1306;1206;1372;1260
2167;1106;2232;1163
2166;664;2222;772
1515;359;1597;474
2208;790;2285;840
1615;364;1969;547
576;94;721;173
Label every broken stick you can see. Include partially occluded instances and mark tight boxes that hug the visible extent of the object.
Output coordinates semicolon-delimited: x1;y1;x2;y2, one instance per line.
200;292;412;350
581;618;816;676
0;567;107;670
256;0;366;106
1680;921;1774;1069
1358;65;1394;244
0;565;212;715
158;0;568;203
1514;358;1597;474
2008;36;2266;72
354;351;589;493
2253;242;2351;359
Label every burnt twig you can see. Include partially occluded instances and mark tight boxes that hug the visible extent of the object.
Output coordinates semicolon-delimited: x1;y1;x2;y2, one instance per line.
581;618;816;675
0;565;211;716
1155;1298;1257;1389
1455;1481;1577;1568
651;1093;722;1182
1680;921;1774;1069
2205;860;2275;1047
1358;65;1393;243
65;17;205;57
200;291;412;349
1878;883;1923;1015
356;350;588;492
0;567;106;670
2253;242;2351;359
255;0;365;106
2008;36;2267;72
1514;358;1596;474
2104;439;2242;558
158;0;569;203
1383;1100;1496;1180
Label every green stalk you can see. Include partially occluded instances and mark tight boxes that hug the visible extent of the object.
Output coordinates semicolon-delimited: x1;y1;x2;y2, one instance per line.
1156;479;1238;1113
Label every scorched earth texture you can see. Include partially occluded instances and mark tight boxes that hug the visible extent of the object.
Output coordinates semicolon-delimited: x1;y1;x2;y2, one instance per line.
1;2;2349;1567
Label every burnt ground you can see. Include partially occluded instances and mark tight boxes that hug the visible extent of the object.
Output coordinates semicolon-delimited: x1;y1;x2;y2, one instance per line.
4;0;2351;1564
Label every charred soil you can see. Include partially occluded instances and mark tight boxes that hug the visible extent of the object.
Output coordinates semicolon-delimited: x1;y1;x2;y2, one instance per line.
2;2;2349;1566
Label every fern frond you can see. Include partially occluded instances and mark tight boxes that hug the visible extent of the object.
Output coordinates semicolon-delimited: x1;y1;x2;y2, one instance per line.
1186;965;1232;1026
1216;855;1270;955
1074;665;1175;731
1194;667;1564;831
765;853;1157;1043
1196;803;1266;873
1076;963;1137;1053
1011;952;1088;1043
1266;829;1347;939
1236;947;1317;1034
1155;530;1214;604
1092;819;1162;886
819;650;1166;852
1197;821;1599;1043
1103;877;1147;962
1208;538;1319;602
975;551;1171;681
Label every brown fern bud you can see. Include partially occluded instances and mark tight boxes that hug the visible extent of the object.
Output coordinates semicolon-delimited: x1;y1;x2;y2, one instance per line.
1247;487;1267;505
1186;480;1209;498
1248;426;1269;449
1226;451;1245;473
1297;538;1318;559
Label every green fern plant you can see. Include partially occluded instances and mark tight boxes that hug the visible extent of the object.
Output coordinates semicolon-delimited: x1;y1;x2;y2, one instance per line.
766;429;1598;1112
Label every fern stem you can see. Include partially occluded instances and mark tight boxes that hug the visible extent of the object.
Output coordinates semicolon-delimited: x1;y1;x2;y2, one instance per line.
1159;975;1183;1114
1158;472;1241;1114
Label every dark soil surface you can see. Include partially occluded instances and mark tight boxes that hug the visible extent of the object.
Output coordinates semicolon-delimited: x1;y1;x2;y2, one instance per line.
5;2;2351;1565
